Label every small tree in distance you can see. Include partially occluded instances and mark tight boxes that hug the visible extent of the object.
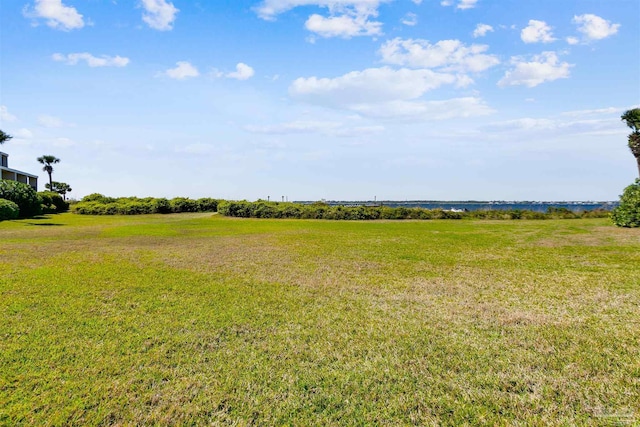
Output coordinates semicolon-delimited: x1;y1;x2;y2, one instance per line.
45;181;72;200
37;155;61;190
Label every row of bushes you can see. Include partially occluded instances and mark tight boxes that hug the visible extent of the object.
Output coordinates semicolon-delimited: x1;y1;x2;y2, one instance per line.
0;180;68;220
217;200;611;221
72;194;220;215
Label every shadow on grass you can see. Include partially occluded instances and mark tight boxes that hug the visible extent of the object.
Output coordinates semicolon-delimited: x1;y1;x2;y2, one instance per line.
17;215;64;226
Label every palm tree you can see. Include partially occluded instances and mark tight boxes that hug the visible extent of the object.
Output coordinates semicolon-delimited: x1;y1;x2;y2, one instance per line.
37;155;61;190
621;108;640;178
0;129;12;145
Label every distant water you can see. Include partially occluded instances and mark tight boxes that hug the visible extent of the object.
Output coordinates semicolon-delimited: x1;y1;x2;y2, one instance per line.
299;201;619;213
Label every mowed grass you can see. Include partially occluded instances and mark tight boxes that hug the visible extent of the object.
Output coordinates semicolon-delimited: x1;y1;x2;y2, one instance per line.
1;213;639;426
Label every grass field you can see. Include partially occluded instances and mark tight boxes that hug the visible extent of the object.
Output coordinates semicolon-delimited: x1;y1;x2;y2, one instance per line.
1;213;639;425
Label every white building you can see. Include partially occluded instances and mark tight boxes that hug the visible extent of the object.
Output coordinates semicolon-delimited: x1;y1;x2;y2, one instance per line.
1;151;38;190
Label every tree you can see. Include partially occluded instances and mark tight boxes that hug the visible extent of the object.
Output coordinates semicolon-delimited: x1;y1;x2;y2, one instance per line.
621;108;640;177
45;181;72;200
611;179;640;227
0;129;12;145
37;155;61;190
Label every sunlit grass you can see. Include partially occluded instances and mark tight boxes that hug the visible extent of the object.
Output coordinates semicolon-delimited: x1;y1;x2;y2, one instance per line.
1;213;639;425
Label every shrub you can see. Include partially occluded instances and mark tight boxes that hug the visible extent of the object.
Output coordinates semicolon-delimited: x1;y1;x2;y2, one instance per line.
546;207;577;219
611;179;640;227
38;191;69;214
0;198;19;221
0;180;42;218
170;197;199;213
81;193;116;204
197;198;219;212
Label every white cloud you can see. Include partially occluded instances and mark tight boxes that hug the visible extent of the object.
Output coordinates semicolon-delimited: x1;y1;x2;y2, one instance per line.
288;67;492;120
245;121;385;137
290;67;456;107
457;0;478;9
38;115;67;128
52;53;130;67
255;0;386;38
254;0;387;20
305;12;381;38
379;38;500;73
572;14;620;42
23;0;84;31
140;0;179;31
566;36;579;45
226;63;255;80
0;106;18;123
401;12;417;26
498;52;572;88
483;111;628;139
441;0;478;10
473;23;493;38
163;61;200;80
521;20;556;43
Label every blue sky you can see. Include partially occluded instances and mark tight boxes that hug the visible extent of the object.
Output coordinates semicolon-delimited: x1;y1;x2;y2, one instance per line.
0;0;638;201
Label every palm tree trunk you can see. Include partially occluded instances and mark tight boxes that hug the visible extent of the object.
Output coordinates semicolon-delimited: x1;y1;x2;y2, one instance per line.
637;156;640;179
48;173;53;190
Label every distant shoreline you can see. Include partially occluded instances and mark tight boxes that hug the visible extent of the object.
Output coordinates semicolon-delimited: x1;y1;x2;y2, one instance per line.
295;201;619;212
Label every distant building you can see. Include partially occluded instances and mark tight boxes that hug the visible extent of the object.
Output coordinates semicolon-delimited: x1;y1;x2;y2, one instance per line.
0;151;38;190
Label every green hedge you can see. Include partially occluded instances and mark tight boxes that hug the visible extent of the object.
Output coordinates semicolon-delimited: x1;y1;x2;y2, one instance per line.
0;198;20;221
611;179;640;227
72;195;221;215
0;180;42;218
217;201;610;221
38;191;69;214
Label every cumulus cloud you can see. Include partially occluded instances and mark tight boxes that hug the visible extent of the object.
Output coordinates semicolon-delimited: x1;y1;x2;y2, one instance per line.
290;67;457;107
140;0;179;31
379;38;500;73
288;67;493;120
441;0;478;10
498;52;572;88
212;63;256;80
226;63;255;80
255;0;386;38
23;0;84;31
566;36;579;45
305;12;382;38
473;23;493;38
162;62;200;80
572;14;620;42
0;106;18;123
254;0;386;20
52;53;130;67
521;20;556;43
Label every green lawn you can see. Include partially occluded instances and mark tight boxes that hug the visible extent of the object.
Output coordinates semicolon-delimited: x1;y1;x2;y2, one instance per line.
1;213;639;425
